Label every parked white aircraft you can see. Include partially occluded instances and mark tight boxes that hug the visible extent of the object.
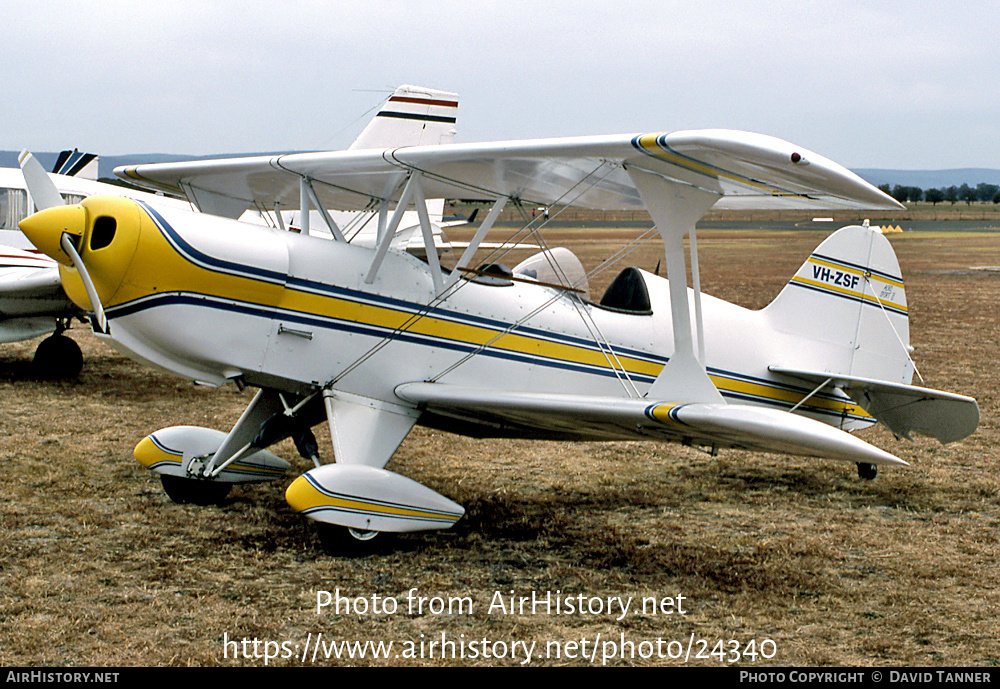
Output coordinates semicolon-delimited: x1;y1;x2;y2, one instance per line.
7;86;461;377
19;110;979;551
236;85;508;255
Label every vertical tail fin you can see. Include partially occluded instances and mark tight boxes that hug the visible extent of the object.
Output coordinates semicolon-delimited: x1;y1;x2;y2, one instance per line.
765;224;913;385
349;85;459;150
52;150;99;180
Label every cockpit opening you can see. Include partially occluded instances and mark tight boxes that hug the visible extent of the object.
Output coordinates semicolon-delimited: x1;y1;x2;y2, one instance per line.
598;267;652;314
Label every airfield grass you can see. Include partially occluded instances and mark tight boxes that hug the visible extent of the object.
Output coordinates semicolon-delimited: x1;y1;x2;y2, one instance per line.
0;227;997;667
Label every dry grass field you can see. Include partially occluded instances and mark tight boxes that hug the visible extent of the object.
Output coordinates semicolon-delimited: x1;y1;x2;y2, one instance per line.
1;224;997;667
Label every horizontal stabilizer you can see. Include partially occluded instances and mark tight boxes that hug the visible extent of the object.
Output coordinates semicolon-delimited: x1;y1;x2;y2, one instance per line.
134;425;290;483
285;464;464;532
770;367;980;444
395;383;905;465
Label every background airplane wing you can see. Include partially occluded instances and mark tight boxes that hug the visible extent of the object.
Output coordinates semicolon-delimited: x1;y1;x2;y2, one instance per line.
0;246;64;299
116;129;902;218
394;382;905;466
0;266;64;298
0;248;75;343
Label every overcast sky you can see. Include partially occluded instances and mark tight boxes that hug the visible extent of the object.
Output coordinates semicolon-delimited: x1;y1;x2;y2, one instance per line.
3;1;996;169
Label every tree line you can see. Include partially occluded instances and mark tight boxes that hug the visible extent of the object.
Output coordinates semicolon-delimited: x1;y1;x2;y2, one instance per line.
878;182;1000;205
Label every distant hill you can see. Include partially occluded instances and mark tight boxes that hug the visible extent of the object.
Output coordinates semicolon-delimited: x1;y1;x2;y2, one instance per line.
853;168;1000;189
1;150;998;191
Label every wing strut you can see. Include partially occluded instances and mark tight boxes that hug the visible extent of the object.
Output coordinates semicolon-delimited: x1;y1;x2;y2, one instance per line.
299;177;346;241
273;203;287;232
364;172;445;293
298;179;310;236
626;167;723;403
445;195;509;289
409;172;444;292
366;173;420;283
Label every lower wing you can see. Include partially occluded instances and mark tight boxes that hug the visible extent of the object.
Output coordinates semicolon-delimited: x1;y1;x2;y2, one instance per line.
394;382;905;466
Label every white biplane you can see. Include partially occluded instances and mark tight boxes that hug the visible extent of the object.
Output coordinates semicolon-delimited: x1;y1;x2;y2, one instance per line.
19;95;979;550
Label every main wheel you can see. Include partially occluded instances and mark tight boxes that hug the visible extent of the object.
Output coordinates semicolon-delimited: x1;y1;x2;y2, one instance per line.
160;474;231;506
316;524;390;556
857;462;878;480
32;334;83;379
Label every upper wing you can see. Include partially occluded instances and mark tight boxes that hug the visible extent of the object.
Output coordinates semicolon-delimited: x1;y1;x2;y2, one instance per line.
116;129;902;219
394;382;905;466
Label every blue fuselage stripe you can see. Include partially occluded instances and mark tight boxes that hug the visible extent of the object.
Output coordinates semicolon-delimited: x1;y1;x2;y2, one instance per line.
118;204;867;423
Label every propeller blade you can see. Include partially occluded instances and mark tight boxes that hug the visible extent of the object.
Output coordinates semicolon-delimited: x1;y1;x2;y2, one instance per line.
18;151;64;211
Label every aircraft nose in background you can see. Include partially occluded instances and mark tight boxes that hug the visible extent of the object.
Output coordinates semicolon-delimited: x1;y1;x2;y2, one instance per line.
19;205;86;266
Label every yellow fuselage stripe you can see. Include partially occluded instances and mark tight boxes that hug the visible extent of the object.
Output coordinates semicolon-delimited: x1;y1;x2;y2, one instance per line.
113;208;866;419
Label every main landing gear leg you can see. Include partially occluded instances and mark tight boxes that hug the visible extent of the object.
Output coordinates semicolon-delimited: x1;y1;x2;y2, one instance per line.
307;390;422;555
136;389;310;508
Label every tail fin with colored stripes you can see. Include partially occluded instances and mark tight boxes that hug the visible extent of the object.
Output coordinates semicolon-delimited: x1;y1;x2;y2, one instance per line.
349;85;458;151
764;224;912;385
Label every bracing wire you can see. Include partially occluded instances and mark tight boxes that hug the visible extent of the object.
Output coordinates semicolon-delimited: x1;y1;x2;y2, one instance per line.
324;160;662;395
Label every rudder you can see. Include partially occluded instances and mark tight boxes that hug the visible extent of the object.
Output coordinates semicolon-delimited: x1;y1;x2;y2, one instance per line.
764;224;913;386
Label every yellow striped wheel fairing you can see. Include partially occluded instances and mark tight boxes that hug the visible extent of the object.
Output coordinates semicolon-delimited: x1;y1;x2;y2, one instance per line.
285;465;465;533
133;427;289;483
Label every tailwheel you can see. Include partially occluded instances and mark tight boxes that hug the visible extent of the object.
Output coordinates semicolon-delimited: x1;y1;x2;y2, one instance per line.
316;524;391;556
32;334;83;379
160;474;231;506
857;462;878;480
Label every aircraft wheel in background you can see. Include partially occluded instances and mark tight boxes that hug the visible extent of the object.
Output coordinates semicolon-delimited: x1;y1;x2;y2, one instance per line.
857;462;878;480
32;334;83;379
